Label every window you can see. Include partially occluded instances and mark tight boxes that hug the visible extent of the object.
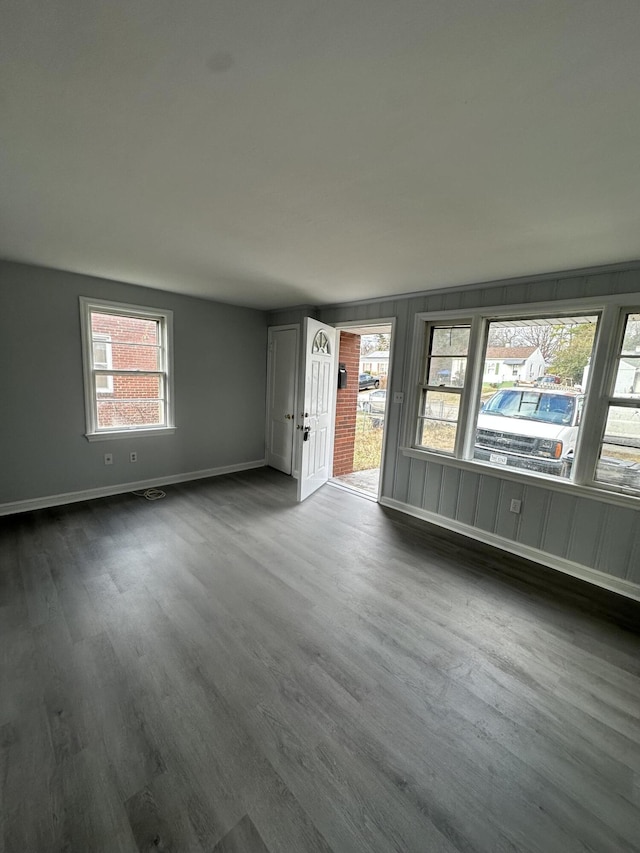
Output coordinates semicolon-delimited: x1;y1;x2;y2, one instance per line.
595;312;640;494
411;311;612;487
473;314;598;480
80;298;174;440
312;330;331;353
416;323;470;454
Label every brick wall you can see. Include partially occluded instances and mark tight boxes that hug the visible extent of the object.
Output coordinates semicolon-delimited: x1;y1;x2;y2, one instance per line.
332;332;360;476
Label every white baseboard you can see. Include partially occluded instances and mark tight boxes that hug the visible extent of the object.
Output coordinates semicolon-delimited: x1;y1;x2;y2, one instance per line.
380;496;640;602
0;459;266;517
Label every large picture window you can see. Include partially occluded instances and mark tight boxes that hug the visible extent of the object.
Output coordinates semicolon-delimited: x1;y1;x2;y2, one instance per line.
408;308;640;499
473;314;598;480
80;298;174;440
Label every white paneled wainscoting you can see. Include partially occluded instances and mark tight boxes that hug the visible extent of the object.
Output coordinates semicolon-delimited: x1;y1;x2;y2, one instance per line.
383;453;640;601
309;262;640;601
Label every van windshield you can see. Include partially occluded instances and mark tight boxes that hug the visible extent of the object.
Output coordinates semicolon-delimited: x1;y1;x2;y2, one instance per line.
483;390;575;425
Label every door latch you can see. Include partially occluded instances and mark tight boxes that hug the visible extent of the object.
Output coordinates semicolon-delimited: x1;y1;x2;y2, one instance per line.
303;426;311;442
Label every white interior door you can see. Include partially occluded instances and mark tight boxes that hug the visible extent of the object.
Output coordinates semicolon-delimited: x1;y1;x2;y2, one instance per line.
297;318;337;501
266;326;298;475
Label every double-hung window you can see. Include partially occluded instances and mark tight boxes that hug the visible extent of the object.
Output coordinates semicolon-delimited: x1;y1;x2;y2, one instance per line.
416;323;471;454
80;298;174;440
595;312;640;494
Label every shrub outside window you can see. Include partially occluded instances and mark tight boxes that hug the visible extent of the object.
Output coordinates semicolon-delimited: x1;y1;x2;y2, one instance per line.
80;298;174;439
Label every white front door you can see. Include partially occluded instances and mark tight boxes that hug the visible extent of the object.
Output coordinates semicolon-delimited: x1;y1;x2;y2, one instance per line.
297;318;337;502
266;326;298;475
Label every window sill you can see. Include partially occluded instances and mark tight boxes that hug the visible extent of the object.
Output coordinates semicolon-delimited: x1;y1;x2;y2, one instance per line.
85;427;176;442
400;446;640;510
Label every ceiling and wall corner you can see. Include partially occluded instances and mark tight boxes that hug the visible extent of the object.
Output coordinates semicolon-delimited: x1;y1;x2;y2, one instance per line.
2;1;640;310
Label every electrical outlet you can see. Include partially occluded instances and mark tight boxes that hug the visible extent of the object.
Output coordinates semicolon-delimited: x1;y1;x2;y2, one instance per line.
393;391;404;404
104;453;113;465
510;498;522;514
129;451;137;463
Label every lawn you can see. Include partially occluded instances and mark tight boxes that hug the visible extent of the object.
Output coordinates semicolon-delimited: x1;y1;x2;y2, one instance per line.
353;412;384;471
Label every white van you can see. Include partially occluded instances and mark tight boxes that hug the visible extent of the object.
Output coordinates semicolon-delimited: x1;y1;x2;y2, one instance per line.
474;387;584;478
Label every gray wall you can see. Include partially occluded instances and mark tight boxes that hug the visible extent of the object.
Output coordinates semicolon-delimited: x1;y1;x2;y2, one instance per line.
0;261;267;504
3;258;639;591
316;264;640;590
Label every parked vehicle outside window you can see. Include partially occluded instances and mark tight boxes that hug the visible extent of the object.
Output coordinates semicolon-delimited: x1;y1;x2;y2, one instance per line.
364;388;387;427
474;388;583;477
534;374;562;386
359;373;380;390
367;389;387;414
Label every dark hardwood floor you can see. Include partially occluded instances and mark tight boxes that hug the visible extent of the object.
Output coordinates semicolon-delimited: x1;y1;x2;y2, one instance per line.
1;467;639;853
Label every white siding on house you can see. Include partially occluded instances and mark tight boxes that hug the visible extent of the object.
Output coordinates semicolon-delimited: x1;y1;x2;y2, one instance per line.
482;347;546;384
360;350;390;375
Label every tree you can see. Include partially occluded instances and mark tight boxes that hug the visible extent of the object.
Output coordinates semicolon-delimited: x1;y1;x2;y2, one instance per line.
550;324;596;384
517;325;565;363
360;335;379;356
487;323;564;362
622;313;640;353
360;333;390;356
487;327;520;349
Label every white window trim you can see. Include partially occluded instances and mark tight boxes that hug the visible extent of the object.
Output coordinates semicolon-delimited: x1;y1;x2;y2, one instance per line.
402;294;640;506
414;319;469;455
586;307;640;492
79;297;175;441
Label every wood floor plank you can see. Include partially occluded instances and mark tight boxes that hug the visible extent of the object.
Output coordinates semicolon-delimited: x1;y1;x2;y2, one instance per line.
73;631;168;801
0;707;57;853
1;468;639;853
0;626;38;727
33;618;94;765
125;786;177;853
49;746;137;853
212;814;272;853
19;552;61;628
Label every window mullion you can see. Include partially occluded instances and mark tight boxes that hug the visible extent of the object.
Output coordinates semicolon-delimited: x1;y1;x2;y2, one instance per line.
92;369;164;376
571;304;620;485
606;397;640;409
458;316;485;460
91;339;161;349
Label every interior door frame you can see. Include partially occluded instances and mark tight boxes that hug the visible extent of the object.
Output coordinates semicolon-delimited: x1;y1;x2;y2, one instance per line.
266;323;299;477
332;317;397;501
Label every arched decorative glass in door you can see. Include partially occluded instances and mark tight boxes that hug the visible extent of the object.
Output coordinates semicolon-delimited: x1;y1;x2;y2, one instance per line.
312;330;331;354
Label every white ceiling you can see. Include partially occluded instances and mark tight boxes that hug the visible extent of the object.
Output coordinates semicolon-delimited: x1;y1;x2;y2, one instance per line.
2;1;640;310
